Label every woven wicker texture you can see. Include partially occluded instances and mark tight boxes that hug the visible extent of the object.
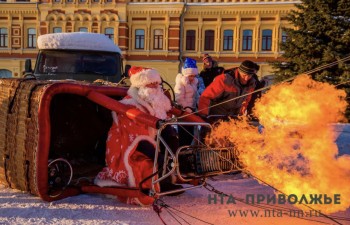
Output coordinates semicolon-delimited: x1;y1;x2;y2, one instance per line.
0;79;22;186
0;79;51;196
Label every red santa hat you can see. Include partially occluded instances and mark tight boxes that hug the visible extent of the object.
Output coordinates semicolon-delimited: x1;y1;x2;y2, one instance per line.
128;66;162;88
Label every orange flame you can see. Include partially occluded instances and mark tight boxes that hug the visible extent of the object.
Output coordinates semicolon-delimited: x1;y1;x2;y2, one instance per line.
208;75;349;213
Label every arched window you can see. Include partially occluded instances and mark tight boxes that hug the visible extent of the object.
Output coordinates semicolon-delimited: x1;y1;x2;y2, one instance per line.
0;69;12;78
186;30;196;51
204;30;214;51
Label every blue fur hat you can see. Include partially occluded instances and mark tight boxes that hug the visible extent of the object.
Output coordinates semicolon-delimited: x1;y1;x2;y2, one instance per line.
182;57;198;76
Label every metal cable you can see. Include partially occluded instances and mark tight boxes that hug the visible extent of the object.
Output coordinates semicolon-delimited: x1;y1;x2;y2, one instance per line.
178;55;350;120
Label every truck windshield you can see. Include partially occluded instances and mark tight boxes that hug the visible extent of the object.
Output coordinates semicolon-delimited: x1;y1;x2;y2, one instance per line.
35;50;120;77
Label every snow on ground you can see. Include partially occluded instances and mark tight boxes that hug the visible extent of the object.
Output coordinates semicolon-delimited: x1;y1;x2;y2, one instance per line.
1;177;349;225
0;124;349;225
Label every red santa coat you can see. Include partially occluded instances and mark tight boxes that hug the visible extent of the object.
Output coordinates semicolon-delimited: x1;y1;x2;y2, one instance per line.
95;94;161;205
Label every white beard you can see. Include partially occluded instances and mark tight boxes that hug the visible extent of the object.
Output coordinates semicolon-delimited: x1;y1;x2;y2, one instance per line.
138;86;171;120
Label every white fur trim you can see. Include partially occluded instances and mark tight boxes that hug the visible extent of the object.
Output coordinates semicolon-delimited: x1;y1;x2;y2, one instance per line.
122;87;156;116
130;69;162;88
123;135;157;187
94;177;127;187
182;67;198;76
174;73;198;108
111;111;118;125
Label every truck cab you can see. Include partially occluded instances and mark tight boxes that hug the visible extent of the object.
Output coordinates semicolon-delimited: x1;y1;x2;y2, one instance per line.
25;32;123;82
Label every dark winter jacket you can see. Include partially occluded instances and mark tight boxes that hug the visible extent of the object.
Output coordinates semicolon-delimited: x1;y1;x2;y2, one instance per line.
247;74;266;116
198;67;257;116
199;66;224;88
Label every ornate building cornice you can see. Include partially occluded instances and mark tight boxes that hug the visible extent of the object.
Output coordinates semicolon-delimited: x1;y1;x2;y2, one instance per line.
0;10;37;14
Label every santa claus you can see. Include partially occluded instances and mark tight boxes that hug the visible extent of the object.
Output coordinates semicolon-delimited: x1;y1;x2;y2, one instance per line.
94;66;178;205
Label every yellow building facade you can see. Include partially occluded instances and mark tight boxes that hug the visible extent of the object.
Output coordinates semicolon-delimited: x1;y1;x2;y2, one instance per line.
0;0;299;85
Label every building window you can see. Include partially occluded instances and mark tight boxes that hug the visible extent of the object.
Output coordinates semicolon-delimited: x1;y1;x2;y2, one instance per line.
153;29;163;50
28;28;36;48
262;29;272;51
53;27;62;33
242;29;252;51
0;28;8;47
186;30;195;51
66;0;73;2
106;0;112;2
53;0;60;2
0;69;12;78
105;28;114;40
92;0;99;2
223;29;233;51
79;27;88;32
204;30;214;51
282;30;287;43
135;29;145;49
79;0;86;2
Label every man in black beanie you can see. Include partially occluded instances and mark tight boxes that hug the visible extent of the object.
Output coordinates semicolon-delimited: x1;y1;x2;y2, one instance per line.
198;60;258;117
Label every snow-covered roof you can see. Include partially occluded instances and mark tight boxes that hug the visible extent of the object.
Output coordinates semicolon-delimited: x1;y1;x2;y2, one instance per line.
37;32;122;54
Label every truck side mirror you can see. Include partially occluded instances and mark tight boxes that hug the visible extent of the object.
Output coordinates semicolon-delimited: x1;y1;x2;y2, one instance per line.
124;64;131;78
25;59;33;73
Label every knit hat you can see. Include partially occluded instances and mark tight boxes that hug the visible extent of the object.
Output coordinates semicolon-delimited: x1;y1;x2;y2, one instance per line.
128;66;162;88
238;60;257;75
182;57;198;76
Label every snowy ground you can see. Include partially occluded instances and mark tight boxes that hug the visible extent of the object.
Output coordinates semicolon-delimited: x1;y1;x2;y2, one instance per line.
0;124;349;225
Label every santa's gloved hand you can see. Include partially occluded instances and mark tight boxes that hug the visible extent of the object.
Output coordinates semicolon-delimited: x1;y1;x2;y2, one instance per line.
172;101;183;110
196;113;210;123
156;119;166;129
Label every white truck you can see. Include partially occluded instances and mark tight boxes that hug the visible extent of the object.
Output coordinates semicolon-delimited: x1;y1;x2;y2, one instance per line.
25;32;125;82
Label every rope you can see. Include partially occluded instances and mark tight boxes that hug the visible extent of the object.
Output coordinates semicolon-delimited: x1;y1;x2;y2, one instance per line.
165;208;188;225
153;201;167;225
304;55;350;75
177;55;350;120
203;181;340;225
245;171;344;225
335;79;350;87
153;199;214;225
155;56;350;224
171;55;350;173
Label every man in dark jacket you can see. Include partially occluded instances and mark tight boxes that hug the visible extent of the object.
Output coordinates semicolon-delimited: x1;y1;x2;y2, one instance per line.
199;54;224;88
247;63;266;118
198;60;258;117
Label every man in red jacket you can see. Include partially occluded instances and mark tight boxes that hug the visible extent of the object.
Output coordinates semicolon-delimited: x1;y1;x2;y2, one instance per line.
198;60;258;118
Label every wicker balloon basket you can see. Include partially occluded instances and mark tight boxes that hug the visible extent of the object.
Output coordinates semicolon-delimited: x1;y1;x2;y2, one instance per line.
0;78;135;201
